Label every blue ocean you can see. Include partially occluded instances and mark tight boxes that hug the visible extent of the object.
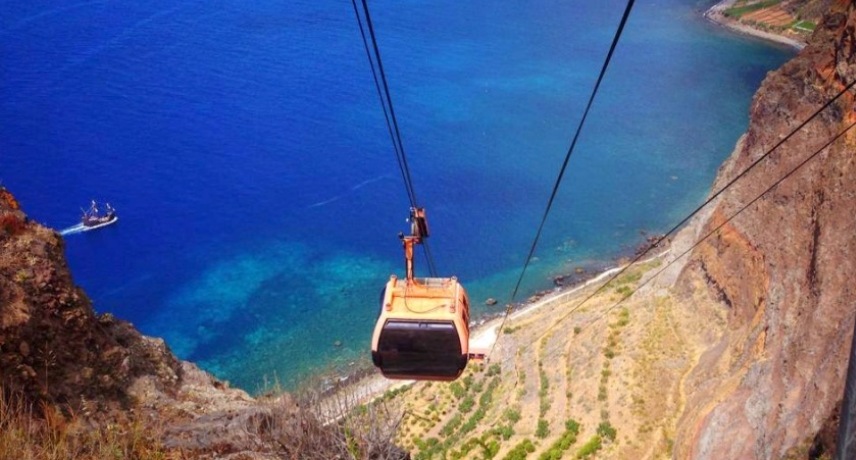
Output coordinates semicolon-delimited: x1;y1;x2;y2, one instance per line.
1;0;792;390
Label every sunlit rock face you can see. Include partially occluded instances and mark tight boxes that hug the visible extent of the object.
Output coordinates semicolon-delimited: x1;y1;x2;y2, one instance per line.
0;187;182;412
672;2;856;458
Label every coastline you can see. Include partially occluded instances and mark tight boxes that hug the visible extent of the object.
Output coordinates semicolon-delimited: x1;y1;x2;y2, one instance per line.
315;0;806;416
704;0;807;50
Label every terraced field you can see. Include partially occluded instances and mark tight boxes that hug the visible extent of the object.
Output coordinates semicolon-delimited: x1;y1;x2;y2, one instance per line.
362;258;729;459
742;6;795;27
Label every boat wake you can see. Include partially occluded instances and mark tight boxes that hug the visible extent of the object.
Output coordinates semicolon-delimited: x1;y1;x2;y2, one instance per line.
308;174;389;208
59;224;87;236
59;217;119;236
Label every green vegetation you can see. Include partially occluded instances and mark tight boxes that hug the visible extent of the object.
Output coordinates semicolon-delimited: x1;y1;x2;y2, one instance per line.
460;396;475;413
596;421;617;442
502;439;535;460
382;385;410;401
504;408;522;424
535;418;550;439
615;270;643;286
613;268;645;300
565;419;580;433
449;435;501;460
615;285;632;298
491;424;515;440
416;377;500;459
449;382;466;399
793;20;816;31
575;435;603;458
537;419;581;460
440;414;463;437
538;369;551;415
414;437;440;453
724;0;781;18
616;308;630;327
537;345;551;417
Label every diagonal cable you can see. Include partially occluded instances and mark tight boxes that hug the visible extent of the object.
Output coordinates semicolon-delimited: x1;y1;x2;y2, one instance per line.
525;78;856;346
488;0;636;360
352;0;438;276
538;118;856;360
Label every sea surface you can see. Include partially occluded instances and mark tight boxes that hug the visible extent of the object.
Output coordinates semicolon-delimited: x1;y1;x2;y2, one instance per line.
1;0;792;391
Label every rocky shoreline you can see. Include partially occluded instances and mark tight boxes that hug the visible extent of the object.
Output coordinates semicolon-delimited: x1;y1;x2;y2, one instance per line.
317;0;815;417
260;0;815;426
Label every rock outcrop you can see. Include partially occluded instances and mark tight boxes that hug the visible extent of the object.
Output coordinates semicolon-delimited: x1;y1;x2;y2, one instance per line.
671;1;856;458
0;188;182;412
0;188;407;459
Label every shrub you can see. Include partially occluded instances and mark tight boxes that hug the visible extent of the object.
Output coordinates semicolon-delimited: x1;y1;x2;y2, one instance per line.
615;285;632;297
487;363;501;376
536;418;550;439
440;414;463;437
565;419;580;434
540;399;552;416
460;396;475;413
537;418;581;460
502;439;535;460
450;382;466;399
596;421;617;442
492;424;514;440
504;408;521;423
576;435;602;458
484;439;501;459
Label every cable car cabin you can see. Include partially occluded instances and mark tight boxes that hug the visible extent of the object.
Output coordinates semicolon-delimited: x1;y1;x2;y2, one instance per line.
371;275;470;381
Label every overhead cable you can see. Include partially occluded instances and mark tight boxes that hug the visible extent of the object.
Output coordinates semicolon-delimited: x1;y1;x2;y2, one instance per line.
489;0;637;360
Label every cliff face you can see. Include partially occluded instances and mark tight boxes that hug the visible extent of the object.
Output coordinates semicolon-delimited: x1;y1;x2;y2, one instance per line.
673;1;856;458
0;189;182;412
0;189;407;459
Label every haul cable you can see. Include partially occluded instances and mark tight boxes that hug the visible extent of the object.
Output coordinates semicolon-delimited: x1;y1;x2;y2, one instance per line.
351;0;437;276
488;0;636;360
525;77;856;347
538;118;856;360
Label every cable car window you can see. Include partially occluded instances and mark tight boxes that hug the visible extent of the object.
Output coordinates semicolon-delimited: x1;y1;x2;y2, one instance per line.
379;320;462;354
375;320;466;378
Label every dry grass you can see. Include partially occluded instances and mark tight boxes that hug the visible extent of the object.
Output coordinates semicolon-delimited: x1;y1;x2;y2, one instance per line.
0;390;169;460
1;378;410;460
276;380;409;460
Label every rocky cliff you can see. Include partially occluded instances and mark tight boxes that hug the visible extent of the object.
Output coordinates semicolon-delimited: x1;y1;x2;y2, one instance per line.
0;188;182;412
0;188;406;459
672;1;856;458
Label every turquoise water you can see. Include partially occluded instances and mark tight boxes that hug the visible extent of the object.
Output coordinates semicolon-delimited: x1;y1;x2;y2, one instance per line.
1;0;793;390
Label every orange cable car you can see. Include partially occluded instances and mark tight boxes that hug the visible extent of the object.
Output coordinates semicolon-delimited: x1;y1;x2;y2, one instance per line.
371;208;471;381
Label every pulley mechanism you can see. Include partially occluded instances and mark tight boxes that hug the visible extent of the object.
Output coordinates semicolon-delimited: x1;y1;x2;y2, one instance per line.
400;207;429;281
